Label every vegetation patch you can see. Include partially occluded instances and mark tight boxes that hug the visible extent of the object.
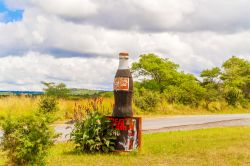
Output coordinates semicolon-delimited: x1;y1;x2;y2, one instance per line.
0;96;59;166
70;111;118;153
1;127;248;165
132;54;249;110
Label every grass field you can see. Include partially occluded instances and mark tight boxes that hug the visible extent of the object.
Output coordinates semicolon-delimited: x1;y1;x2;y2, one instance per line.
1;126;250;165
0;96;249;122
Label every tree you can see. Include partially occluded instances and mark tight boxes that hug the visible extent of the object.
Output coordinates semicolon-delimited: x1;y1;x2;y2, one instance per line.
200;67;222;108
221;56;250;104
132;54;179;92
164;73;205;106
42;82;71;98
200;67;221;85
132;54;205;106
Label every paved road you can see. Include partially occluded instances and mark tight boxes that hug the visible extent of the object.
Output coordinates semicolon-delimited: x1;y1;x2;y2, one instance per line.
142;114;250;133
142;114;250;130
1;114;250;142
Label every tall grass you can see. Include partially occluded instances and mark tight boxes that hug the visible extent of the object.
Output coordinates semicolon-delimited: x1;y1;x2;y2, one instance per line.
0;96;249;122
0;95;38;118
0;96;114;122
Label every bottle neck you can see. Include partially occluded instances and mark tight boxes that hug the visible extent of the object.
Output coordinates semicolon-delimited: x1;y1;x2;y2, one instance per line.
118;58;129;70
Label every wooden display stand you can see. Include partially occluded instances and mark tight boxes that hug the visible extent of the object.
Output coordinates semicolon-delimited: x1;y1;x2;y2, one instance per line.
107;116;142;152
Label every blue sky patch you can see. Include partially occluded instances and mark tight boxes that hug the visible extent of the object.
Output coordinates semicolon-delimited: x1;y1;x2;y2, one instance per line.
0;2;23;23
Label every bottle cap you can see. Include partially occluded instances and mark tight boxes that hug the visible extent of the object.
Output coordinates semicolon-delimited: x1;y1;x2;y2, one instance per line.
119;52;129;59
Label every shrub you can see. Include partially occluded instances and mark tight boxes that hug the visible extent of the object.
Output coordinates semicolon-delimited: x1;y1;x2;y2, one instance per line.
38;96;58;114
224;87;243;106
70;111;118;153
163;86;184;104
134;89;160;111
0;115;56;166
0;96;58;166
38;96;58;123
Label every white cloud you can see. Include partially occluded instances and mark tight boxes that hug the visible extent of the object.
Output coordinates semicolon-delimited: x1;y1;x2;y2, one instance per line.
5;0;98;18
0;52;118;90
85;0;194;31
6;0;250;32
31;0;98;19
0;0;250;90
93;0;250;32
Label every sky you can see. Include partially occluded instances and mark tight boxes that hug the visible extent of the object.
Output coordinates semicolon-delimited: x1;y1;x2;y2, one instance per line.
0;0;249;91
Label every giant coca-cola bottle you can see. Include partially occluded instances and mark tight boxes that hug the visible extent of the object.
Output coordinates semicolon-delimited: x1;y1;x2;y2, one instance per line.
112;52;133;117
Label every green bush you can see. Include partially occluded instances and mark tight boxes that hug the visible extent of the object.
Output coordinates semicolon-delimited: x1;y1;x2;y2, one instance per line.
38;96;58;123
224;87;243;106
70;111;118;153
38;96;58;114
134;89;160;111
0;115;56;166
0;96;58;166
163;86;184;104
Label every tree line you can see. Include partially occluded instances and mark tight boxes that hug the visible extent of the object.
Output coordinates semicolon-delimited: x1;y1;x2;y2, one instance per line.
40;53;249;111
132;54;250;110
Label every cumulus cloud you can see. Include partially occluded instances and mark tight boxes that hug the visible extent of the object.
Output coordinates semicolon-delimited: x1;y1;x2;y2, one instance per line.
0;0;250;90
32;0;98;19
6;0;250;32
4;0;193;30
85;0;194;32
0;52;118;90
92;0;250;32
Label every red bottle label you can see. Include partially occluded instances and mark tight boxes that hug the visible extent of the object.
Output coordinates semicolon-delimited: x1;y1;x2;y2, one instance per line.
114;77;129;91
